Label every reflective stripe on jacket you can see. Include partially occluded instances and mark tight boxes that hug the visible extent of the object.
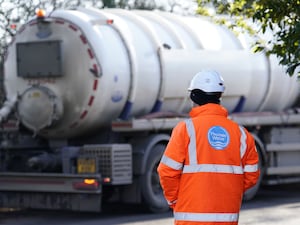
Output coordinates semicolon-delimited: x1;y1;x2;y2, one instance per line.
157;104;260;225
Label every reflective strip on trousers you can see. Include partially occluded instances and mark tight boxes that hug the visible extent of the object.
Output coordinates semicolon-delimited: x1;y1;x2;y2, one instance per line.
174;212;239;222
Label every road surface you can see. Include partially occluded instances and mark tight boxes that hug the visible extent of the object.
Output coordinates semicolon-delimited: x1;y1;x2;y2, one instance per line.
1;184;300;225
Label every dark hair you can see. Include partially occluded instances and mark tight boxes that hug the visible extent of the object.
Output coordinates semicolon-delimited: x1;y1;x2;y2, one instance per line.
190;89;222;105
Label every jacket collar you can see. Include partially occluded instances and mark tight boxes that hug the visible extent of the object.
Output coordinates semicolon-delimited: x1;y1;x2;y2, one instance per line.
189;103;228;118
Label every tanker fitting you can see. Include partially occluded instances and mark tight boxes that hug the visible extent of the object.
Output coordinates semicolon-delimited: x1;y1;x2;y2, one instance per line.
27;151;62;172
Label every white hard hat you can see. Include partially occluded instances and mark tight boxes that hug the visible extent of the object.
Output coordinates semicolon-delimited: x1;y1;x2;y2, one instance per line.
188;70;225;93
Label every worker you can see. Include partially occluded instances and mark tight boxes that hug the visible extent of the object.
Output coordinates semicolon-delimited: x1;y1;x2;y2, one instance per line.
157;70;260;225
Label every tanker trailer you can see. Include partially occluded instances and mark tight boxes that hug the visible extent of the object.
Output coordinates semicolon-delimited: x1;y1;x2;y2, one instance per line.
0;7;299;212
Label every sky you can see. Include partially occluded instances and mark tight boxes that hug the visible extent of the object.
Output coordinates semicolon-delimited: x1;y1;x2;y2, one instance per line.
155;0;198;15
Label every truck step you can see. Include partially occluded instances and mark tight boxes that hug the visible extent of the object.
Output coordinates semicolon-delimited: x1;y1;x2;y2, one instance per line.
267;166;300;175
266;143;300;152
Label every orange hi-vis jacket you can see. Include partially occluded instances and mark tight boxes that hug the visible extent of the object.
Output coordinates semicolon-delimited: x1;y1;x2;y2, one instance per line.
157;104;260;225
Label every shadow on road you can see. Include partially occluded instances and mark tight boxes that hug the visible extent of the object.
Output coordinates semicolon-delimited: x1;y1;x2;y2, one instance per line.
242;183;300;210
0;203;173;225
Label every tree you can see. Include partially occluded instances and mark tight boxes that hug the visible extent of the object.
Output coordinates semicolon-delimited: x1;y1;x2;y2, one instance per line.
197;0;300;76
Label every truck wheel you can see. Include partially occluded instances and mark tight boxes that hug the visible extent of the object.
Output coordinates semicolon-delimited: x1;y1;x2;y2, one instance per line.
243;148;264;201
141;144;169;213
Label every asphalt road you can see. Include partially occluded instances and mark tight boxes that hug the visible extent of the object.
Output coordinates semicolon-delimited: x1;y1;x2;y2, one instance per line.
1;184;300;225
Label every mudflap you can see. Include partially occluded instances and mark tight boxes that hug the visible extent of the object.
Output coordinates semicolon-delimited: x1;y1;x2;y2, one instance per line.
0;172;102;212
0;191;102;212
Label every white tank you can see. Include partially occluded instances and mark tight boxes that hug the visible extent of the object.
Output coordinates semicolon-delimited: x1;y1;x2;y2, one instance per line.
3;8;299;138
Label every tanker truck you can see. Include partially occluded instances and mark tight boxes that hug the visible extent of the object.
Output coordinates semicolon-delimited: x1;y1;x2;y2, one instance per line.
0;7;300;213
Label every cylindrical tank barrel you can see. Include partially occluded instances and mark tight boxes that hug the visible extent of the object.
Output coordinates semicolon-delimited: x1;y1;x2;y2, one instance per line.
3;8;299;138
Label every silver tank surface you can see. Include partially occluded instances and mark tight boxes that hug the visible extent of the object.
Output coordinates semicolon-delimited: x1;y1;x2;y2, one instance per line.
3;8;299;138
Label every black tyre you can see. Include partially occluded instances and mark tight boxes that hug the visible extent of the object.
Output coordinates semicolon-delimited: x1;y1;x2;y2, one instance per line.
140;144;169;213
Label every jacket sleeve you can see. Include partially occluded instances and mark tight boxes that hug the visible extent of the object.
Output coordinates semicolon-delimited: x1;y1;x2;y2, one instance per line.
241;128;260;192
157;121;188;208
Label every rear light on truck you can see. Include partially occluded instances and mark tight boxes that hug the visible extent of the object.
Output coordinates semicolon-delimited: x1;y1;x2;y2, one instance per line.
102;177;111;183
73;179;99;190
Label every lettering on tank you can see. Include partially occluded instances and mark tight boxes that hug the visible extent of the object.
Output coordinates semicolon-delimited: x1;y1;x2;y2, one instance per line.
207;126;230;150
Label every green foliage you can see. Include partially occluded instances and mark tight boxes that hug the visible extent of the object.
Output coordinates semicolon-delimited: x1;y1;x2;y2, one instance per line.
197;0;300;76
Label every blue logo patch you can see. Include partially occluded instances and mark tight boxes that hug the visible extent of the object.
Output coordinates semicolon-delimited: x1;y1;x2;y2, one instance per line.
207;126;229;150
